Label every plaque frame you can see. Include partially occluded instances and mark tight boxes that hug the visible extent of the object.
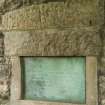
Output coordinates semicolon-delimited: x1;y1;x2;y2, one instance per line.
10;56;98;105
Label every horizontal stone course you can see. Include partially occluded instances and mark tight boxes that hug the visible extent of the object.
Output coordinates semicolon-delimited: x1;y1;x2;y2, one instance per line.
2;1;99;30
4;27;101;56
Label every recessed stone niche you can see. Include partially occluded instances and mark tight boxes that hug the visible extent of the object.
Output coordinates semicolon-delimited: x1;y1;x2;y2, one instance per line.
3;29;99;105
9;56;97;105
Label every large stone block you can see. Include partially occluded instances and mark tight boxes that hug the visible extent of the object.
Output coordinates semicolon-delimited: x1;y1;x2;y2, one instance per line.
4;27;101;56
2;0;99;30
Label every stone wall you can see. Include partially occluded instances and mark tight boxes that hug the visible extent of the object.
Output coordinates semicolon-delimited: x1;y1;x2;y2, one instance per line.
0;0;105;105
0;32;11;105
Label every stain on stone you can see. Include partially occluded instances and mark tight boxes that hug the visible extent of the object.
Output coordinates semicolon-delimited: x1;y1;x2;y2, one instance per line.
89;20;92;26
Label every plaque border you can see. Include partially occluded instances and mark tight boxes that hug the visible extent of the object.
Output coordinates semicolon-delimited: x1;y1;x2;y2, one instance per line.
10;56;98;105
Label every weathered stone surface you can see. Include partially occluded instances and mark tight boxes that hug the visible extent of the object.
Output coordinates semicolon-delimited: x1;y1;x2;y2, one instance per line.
2;1;99;30
98;24;105;105
98;28;105;75
0;57;11;105
4;27;101;56
98;0;105;27
0;0;99;15
0;0;104;105
99;76;105;105
0;30;9;105
0;0;65;14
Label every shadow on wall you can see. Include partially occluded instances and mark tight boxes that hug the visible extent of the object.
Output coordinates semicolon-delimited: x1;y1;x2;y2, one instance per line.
0;32;4;56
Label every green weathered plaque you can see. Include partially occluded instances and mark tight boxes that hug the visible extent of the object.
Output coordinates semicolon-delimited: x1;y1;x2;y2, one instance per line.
21;57;86;104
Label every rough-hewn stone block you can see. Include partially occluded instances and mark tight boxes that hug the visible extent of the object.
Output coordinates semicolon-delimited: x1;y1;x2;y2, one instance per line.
2;1;99;30
4;27;101;56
